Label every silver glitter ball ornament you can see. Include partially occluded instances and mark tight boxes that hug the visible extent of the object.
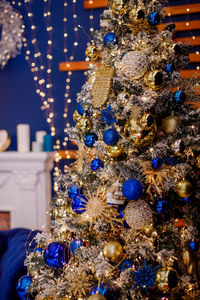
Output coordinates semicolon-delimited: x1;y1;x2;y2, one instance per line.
124;200;152;229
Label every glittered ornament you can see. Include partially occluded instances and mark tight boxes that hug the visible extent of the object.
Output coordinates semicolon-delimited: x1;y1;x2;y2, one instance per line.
91;158;104;171
129;7;145;22
124;200;152;229
171;139;185;156
103;241;123;262
84;133;98;147
165;64;175;73
148;12;160;25
122;179;142;200
119;51;148;80
16;275;32;299
85;44;100;61
107;143;123;157
144;70;165;91
112;0;128;15
154;198;168;214
161;116;182;135
173;90;186;104
68;185;82;199
151;158;162;169
103;129;120;146
72;195;87;214
101;105;117;126
177;179;193;198
70;239;86;255
88;295;106;300
90;283;119;300
124;113;157;148
106;180;126;205
104;32;118;47
156;267;179;293
77;116;92;133
188;241;199;252
119;259;133;271
116;91;130;106
43;242;70;269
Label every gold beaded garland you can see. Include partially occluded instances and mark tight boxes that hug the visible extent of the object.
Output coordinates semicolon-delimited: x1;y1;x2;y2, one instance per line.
176;179;193;198
144;70;165;91
161;116;182;135
103;241;123;262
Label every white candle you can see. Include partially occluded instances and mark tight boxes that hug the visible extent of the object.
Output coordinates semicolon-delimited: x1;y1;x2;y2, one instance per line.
32;141;43;152
17;124;30;152
36;131;47;143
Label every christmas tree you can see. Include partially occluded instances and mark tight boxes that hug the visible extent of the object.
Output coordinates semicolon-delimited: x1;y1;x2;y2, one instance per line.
18;0;200;299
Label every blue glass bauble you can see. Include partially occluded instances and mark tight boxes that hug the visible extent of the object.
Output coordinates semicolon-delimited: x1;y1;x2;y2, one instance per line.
151;158;162;169
72;195;87;214
43;242;70;269
165;64;175;73
148;12;160;25
70;239;86;255
188;241;199;252
122;179;143;200
103;129;120;146
91;158;104;171
77;102;84;116
173;91;186;104
119;259;133;271
104;33;118;46
68;185;82;200
154;198;168;214
16;275;32;299
84;133;98;147
90;283;119;300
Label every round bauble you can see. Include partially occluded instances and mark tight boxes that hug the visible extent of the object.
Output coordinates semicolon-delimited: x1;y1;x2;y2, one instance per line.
77;102;84;116
124;200;152;230
148;12;160;25
90;283;119;300
129;7;145;22
156;267;179;293
43;242;70;269
112;0;128;15
173;90;186;104
72;195;87;214
104;32;118;47
119;51;148;80
103;241;123;262
122;179;142;200
68;185;82;199
151;158;162;169
171;139;185;156
107;143;123;157
144;70;165;91
188;241;199;252
88;295;106;300
85;44;100;61
161;116;182;135
70;239;86;255
165;64;175;73
16;275;32;299
91;158;104;171
176;179;193;198
84;133;98;147
103;129;120;146
77;116;92;133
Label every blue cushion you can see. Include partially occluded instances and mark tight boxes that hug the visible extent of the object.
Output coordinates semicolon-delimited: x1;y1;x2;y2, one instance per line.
0;228;39;300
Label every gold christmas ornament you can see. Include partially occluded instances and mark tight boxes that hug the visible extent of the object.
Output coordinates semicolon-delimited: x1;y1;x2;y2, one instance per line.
85;45;100;61
73;110;82;122
196;155;200;168
111;0;128;15
124;200;152;230
176;179;193;198
103;241;123;262
77;117;92;133
129;6;145;22
119;51;148;80
116;90;130;106
144;70;165;91
107;143;123;157
124;113;157;148
161;116;182;135
91;65;114;108
88;295;106;300
156;267;179;293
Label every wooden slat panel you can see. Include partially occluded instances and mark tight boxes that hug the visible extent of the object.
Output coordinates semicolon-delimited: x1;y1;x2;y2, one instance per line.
180;69;200;78
189;53;200;63
158;20;200;32
58;150;77;159
173;36;200;46
84;0;107;9
59;61;96;71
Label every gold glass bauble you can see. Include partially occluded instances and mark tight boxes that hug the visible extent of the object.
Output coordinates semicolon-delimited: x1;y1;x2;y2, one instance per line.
77;117;92;133
161;116;182;135
85;45;100;61
196;155;200;168
103;241;123;262
124;113;157;148
112;0;128;15
176;179;193;198
88;295;106;300
129;7;145;22
156;267;179;293
73;110;81;122
107;143;123;157
144;70;165;91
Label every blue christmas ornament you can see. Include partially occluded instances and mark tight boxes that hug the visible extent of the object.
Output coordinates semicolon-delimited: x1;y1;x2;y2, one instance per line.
72;195;87;214
84;133;98;147
103;129;120;146
148;12;160;25
119;259;134;271
91;158;104;171
131;262;160;292
116;205;129;228
151;158;162;169
173;91;186;104
70;239;86;255
101;105;117;126
43;242;70;269
122;179;143;200
68;185;82;200
182;197;191;203
188;241;199;252
104;32;118;47
154;198;168;214
77;102;84;116
16;275;32;299
165;64;175;73
90;283;119;300
34;247;43;254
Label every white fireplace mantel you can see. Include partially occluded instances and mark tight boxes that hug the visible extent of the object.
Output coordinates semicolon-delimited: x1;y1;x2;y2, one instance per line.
0;152;55;231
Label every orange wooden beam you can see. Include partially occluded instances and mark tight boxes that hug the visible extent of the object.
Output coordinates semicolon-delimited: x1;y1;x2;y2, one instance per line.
59;61;97;72
173;36;200;46
189;53;200;63
58;150;77;159
84;0;108;9
158;20;200;32
180;69;200;79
